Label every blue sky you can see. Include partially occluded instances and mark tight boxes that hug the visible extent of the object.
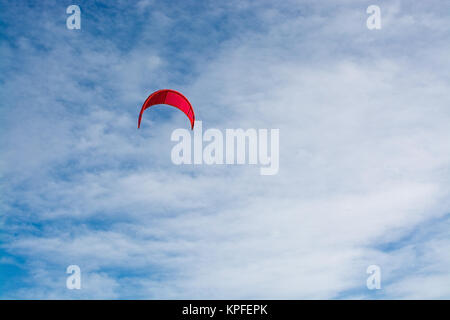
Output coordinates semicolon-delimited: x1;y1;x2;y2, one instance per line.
1;0;450;299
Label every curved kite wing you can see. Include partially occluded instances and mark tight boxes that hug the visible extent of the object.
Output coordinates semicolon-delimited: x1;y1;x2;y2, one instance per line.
138;89;195;130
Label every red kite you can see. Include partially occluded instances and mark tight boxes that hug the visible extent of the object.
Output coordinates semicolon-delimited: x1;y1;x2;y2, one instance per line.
138;89;195;130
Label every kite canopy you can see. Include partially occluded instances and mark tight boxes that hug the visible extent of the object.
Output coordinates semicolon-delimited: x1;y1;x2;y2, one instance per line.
138;89;195;130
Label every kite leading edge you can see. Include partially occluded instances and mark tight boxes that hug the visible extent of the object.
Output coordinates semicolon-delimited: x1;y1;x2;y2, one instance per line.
138;89;195;130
